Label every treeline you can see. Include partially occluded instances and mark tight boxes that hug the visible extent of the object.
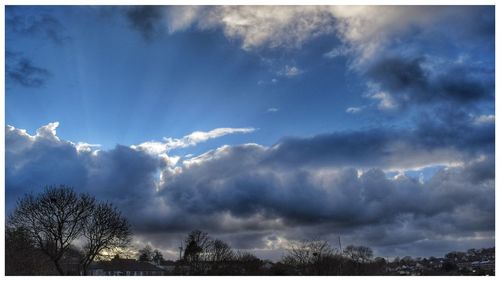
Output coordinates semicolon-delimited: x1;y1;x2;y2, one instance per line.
139;231;495;276
136;229;387;275
176;229;267;275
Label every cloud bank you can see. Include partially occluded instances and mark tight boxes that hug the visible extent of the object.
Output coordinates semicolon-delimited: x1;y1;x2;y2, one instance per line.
6;112;494;258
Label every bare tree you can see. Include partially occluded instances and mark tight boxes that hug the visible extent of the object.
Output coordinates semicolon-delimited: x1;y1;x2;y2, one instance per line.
208;239;234;263
183;230;211;262
152;249;165;265
5;226;56;275
8;186;95;275
80;202;131;275
183;230;212;274
343;245;373;263
284;240;334;265
206;239;235;274
235;251;263;275
138;245;154;262
283;240;336;275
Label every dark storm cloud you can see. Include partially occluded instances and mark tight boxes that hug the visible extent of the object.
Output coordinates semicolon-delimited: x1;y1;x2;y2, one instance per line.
5;124;86;209
159;155;493;231
125;6;164;41
462;155;495;184
84;145;161;203
6;54;51;88
6;12;70;45
219;231;271;250
366;56;492;108
5;114;494;258
264;109;493;170
413;108;494;153
335;7;495;113
368;57;428;95
5;124;160;216
155;154;493;258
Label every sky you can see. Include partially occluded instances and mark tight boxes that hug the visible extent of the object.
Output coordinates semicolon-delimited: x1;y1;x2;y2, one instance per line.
5;6;495;260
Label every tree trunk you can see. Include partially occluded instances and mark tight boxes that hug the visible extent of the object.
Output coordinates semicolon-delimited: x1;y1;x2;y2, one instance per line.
81;254;95;275
53;259;65;275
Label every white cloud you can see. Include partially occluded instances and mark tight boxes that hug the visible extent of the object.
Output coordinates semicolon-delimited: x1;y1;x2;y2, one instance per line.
182;145;231;168
164;6;457;59
7;122;101;153
6;124;35;142
182;143;266;168
35;122;60;141
346;107;363;114
324;45;350;59
131;127;256;155
370;91;397;110
258;78;279;86
473;114;495;125
166;127;255;149
167;6;336;50
278;65;303;77
165;6;203;33
328;6;449;65
267;107;279;113
364;83;398;110
75;142;101;153
131;141;169;155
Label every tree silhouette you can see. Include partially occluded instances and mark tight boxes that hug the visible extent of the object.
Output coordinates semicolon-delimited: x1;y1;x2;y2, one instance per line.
235;251;263;275
182;230;213;274
80;202;131;275
208;239;234;263
8;185;131;275
184;240;203;261
283;239;336;274
8;186;94;275
5;226;56;275
343;245;373;263
138;245;154;262
207;239;235;274
152;249;165;265
183;230;210;261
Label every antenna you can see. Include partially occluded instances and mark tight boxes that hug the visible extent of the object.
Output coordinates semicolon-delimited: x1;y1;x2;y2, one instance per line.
178;240;183;261
338;236;342;252
338;235;343;275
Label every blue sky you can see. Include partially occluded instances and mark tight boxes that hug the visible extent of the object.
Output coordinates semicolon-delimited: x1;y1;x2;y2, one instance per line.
6;6;373;151
5;6;495;260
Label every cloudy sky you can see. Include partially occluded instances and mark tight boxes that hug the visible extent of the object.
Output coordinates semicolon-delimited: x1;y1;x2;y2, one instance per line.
5;6;495;260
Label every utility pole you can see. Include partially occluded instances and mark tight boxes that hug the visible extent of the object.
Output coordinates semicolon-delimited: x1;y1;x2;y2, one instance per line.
338;236;342;252
178;241;183;261
338;236;342;275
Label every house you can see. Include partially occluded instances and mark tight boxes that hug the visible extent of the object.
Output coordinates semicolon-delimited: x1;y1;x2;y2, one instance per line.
157;260;177;273
89;256;165;276
261;261;273;270
471;260;495;271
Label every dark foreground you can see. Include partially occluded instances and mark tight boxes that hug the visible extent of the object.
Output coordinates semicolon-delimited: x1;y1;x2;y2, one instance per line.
6;226;495;277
